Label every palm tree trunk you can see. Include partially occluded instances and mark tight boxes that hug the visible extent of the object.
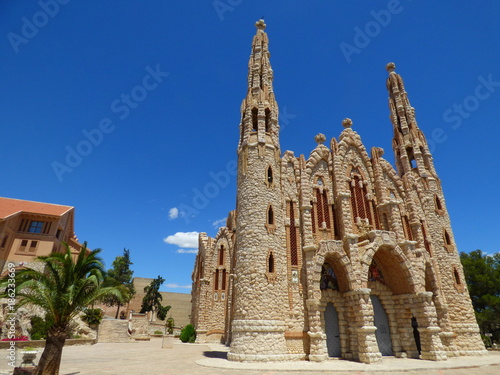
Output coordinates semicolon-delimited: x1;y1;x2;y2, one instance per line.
35;327;66;375
115;303;121;319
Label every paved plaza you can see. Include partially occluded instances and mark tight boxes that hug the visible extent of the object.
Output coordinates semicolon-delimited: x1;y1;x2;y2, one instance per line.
1;338;499;375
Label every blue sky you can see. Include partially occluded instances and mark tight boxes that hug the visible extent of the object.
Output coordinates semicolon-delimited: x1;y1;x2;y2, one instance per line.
1;1;499;293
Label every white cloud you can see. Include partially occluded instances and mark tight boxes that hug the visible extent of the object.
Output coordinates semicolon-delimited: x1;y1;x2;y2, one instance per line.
163;231;199;248
177;249;198;254
212;217;226;229
168;207;179;219
165;283;192;289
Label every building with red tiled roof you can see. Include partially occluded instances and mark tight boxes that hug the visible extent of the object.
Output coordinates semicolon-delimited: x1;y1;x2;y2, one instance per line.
0;197;84;273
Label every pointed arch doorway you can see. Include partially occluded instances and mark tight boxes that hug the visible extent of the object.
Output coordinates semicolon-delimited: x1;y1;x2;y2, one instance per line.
324;302;341;357
370;295;393;356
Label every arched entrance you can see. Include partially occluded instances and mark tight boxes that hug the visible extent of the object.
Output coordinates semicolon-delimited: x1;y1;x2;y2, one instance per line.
324;302;341;357
370;295;393;356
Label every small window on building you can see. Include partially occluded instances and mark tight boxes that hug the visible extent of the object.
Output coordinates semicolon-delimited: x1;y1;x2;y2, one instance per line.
56;229;62;239
43;221;51;234
317;177;324;186
219;245;225;266
29;241;38;253
406;147;417;169
265;108;271;132
214;270;219;291
444;230;451;246
403;215;413;241
435;195;443;211
19;239;28;252
18;219;29;232
267;166;273;184
268;252;275;273
453;268;461;285
252;107;258;131
267;206;274;225
28;221;44;234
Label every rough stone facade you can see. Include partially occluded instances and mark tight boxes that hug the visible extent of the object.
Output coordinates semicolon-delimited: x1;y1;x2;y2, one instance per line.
190;20;486;363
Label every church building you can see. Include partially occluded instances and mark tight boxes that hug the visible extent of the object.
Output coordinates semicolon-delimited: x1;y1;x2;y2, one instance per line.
190;20;486;363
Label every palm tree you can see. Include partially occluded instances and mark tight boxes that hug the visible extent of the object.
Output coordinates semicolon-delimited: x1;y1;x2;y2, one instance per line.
0;242;124;375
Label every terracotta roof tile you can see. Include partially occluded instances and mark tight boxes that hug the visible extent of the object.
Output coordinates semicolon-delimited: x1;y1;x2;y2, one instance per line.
0;197;73;219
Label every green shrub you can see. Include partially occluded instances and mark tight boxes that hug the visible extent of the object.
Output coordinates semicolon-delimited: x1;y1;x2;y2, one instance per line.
481;334;492;348
166;317;175;335
81;308;104;326
180;324;196;343
153;330;163;335
29;316;50;340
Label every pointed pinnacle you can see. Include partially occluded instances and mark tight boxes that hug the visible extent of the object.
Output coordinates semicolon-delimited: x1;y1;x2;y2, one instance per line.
255;19;266;30
386;62;396;73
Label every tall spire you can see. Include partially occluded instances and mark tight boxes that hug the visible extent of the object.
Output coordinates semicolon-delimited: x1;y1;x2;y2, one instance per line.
386;63;436;178
238;19;280;152
230;21;289;362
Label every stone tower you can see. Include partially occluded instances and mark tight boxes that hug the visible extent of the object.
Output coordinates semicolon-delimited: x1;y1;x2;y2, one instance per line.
190;21;486;364
387;63;483;352
227;19;296;361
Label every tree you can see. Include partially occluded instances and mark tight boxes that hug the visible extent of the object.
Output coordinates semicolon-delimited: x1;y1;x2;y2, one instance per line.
140;276;170;321
460;250;500;345
0;243;124;375
101;248;135;319
157;304;171;321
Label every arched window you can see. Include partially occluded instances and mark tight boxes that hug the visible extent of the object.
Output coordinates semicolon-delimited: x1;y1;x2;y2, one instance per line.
322;190;331;229
218;245;225;266
252;107;258;131
268;252;275;273
403;215;413;240
349;172;379;229
312;185;333;232
350;176;366;220
267;166;273;184
288;201;298;266
315;188;324;227
453;268;461;285
444;230;451;246
265;108;271;132
435;195;443;211
406;147;417;169
267;205;274;225
214;270;219;291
